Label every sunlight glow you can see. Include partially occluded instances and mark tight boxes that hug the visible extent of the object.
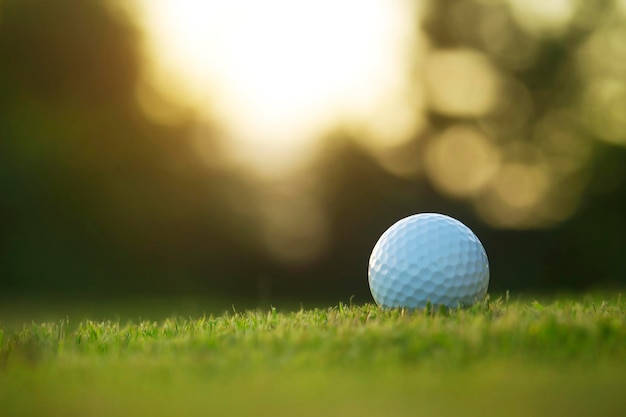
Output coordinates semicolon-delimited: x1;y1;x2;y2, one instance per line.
508;0;576;35
135;0;420;173
425;125;500;198
425;49;501;118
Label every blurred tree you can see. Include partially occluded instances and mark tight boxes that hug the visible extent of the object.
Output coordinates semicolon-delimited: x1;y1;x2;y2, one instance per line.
1;0;625;302
0;0;262;296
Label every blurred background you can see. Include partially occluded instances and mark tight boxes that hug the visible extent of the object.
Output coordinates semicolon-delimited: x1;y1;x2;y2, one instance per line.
1;0;625;306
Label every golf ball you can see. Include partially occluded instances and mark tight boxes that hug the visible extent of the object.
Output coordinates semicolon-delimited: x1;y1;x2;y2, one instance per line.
368;213;489;309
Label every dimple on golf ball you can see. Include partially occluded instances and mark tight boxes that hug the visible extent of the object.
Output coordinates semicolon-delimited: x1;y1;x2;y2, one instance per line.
368;213;489;309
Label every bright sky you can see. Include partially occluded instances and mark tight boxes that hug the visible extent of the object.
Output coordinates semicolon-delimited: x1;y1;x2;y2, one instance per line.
133;0;421;174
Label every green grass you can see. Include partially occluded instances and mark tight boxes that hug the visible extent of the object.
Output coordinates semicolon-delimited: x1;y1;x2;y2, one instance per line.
1;294;625;417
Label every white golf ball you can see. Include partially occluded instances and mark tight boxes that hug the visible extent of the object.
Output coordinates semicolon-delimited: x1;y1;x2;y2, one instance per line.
368;213;489;309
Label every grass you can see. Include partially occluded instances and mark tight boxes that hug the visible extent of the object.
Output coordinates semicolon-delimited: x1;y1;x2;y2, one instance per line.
1;294;625;417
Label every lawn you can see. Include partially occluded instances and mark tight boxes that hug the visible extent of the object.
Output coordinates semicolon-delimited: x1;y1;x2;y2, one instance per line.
1;294;625;417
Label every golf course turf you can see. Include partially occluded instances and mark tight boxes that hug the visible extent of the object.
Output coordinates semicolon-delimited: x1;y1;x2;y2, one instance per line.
1;294;625;416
